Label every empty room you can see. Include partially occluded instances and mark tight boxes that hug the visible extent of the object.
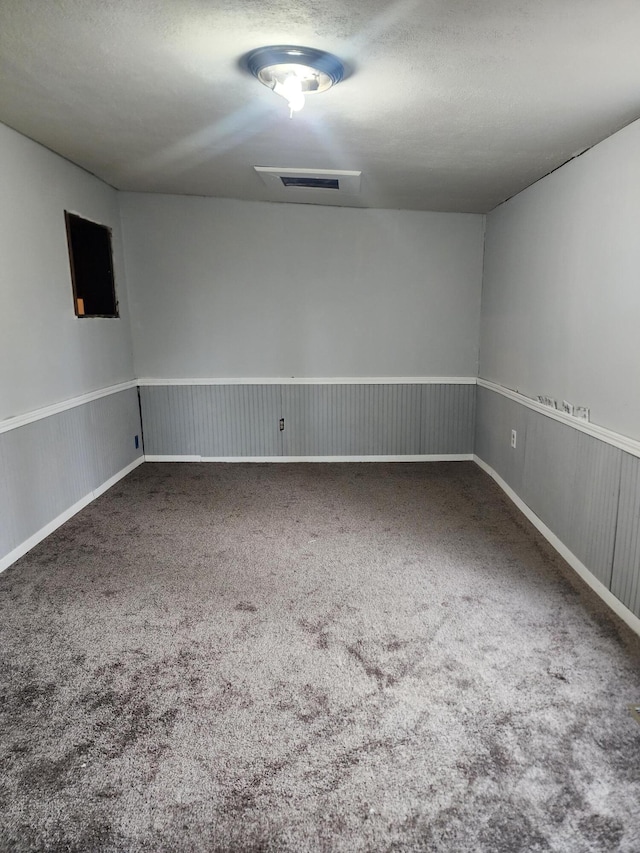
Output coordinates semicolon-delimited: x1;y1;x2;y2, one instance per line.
1;1;639;851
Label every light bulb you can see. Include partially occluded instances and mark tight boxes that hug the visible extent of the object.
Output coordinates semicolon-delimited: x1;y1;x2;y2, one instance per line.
273;75;305;117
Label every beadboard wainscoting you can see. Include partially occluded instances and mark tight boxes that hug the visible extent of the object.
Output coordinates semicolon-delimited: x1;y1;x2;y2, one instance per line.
4;377;640;637
0;386;143;572
138;380;476;461
475;382;640;629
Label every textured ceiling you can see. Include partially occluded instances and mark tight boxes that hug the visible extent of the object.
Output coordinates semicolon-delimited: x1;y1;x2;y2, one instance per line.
1;0;640;212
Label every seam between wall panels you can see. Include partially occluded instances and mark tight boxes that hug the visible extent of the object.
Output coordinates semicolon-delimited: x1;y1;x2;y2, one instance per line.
477;213;487;379
608;455;625;592
279;384;284;457
471;383;476;455
136;387;146;455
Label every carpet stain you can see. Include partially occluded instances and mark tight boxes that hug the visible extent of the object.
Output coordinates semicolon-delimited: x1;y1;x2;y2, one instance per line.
316;631;330;649
346;641;398;689
11;680;57;709
578;813;625;849
547;783;586;824
235;601;258;612
18;753;75;792
478;809;552;852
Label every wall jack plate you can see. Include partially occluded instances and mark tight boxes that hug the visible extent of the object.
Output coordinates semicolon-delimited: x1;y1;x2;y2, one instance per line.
510;429;517;449
574;406;590;422
538;395;557;409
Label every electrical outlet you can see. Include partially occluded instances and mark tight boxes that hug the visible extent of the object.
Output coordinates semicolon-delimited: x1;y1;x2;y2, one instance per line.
561;401;574;416
511;429;517;449
574;406;590;422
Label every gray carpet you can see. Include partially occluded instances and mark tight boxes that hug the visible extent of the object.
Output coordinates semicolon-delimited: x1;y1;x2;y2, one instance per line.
1;462;639;852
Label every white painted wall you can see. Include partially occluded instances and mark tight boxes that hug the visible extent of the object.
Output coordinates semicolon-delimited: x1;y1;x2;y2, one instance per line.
480;119;640;441
120;194;484;380
0;123;135;421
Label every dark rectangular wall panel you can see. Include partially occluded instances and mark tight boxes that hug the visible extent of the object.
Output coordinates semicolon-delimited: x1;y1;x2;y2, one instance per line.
611;453;640;617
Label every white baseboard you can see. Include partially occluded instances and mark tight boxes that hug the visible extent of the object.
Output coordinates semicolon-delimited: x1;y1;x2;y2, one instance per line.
0;456;144;575
144;454;475;463
473;455;640;638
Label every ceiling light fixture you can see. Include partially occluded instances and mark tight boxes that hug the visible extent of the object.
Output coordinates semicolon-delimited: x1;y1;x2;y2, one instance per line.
244;46;345;118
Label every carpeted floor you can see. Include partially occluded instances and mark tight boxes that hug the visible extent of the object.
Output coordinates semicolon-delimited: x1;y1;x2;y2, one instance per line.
1;462;639;852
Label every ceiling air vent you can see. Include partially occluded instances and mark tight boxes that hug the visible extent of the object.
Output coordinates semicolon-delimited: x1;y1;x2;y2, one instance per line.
254;167;361;204
280;176;339;190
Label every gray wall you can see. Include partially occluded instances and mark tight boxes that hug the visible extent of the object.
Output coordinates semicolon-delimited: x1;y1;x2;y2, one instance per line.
0;122;140;569
0;122;135;421
475;386;640;618
140;383;475;458
480;118;640;442
476;118;640;622
120;194;484;380
0;389;142;568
